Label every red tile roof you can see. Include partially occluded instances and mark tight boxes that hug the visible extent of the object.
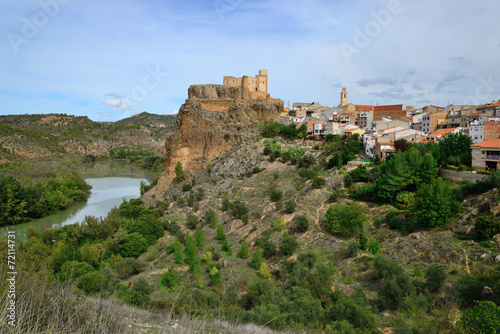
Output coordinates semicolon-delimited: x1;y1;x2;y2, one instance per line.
471;138;500;148
427;128;457;138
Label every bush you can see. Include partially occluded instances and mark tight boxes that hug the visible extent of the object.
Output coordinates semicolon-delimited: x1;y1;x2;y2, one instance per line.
269;189;283;202
161;267;180;289
182;184;192;192
279;232;299;256
475;215;500;241
250;248;264;270
221;198;231;211
77;271;108;294
424;263;447;293
238;241;249;259
412;177;459;229
460;301;500;334
326;202;366;237
312;176;326;189
298;155;316;168
120;233;148;258
385;210;414;235
294;215;309;233
370;241;380;255
273;218;287;231
231;200;249;223
186;213;198;230
285;200;296;214
298;168;317;180
115;257;146;279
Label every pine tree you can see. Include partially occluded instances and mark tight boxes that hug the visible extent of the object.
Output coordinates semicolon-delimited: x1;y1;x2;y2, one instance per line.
174;162;187;181
184;232;197;265
250;247;264;269
216;225;226;242
259;262;272;279
194;227;205;249
238;241;249;259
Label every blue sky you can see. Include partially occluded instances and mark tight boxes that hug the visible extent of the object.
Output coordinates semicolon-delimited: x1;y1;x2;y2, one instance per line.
1;0;499;121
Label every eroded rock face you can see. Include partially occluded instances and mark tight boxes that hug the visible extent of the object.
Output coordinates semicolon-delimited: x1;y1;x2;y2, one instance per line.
188;84;239;100
162;98;283;178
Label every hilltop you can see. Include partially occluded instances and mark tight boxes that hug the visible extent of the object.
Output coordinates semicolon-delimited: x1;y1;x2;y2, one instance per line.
0;112;176;162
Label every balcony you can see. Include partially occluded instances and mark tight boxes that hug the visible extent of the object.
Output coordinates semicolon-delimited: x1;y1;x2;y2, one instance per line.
485;155;500;160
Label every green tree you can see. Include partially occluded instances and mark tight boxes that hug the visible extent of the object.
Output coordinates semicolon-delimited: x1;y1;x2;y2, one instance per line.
259;262;272;279
216;225;226;242
294;215;309;233
326;202;366;237
412;177;459;229
120;233;148;258
250;247;264;269
460;301;500;334
279;232;299;257
184;232;197;265
269;189;283;202
474;215;500;241
194;227;205;249
161;267;180;288
438;131;473;166
174;161;187;181
238;240;249;259
424;263;447;293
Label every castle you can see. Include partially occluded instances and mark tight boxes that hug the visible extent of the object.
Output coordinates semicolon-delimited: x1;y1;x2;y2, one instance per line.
223;70;268;100
187;69;283;112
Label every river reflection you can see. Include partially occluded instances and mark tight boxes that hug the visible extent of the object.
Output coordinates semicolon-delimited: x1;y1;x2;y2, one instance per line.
0;177;147;242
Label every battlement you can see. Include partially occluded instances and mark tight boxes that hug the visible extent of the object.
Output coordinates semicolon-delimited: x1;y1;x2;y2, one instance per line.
223;69;268;100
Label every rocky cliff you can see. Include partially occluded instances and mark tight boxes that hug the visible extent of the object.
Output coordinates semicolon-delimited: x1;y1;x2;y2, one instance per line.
146;90;283;198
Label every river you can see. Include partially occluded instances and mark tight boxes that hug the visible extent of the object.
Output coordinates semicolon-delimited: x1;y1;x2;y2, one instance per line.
0;173;149;242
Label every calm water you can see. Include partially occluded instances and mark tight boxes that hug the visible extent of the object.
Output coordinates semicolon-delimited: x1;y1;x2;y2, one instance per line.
0;177;147;242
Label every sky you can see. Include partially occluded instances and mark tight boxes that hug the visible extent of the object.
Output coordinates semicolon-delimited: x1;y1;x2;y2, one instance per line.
1;0;499;121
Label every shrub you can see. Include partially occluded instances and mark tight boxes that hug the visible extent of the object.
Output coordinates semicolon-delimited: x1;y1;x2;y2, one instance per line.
345;242;358;258
424;264;447;293
326;202;366;237
269;189;283;202
221;198;231;211
273;218;287;231
377;272;415;310
279;232;299;256
182;184;192;192
312;176;326;189
370;241;380;255
294;215;309;233
298;168;317;180
358;232;369;250
115;257;146;279
120;233;148;258
385;210;414;235
298;155;316;168
186;213;198;230
216;225;226;242
460;301;500;334
204;209;217;228
475;215;500;241
161;267;180;289
231;200;249;223
285;200;296;214
238;241;249;259
259;262;272;279
250;248;264;269
77;272;108;294
59;261;95;281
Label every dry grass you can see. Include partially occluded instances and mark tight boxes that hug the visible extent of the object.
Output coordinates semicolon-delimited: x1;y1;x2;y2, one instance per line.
0;262;299;334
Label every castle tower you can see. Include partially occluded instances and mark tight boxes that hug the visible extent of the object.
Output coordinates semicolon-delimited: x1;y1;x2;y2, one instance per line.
341;87;348;107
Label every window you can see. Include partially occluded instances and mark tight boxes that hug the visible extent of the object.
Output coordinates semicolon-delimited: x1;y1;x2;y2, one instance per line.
476;162;481;166
476;150;480;155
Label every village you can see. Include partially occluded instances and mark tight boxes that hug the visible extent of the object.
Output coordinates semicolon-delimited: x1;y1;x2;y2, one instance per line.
280;87;500;171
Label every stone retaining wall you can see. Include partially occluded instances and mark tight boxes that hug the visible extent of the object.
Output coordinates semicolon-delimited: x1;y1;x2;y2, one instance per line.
439;168;488;183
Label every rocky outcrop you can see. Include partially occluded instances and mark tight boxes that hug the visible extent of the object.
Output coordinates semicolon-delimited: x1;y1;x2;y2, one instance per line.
188;84;239;100
145;93;283;199
163;99;282;176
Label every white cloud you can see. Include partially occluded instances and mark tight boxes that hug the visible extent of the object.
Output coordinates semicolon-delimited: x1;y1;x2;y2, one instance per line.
103;98;134;110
